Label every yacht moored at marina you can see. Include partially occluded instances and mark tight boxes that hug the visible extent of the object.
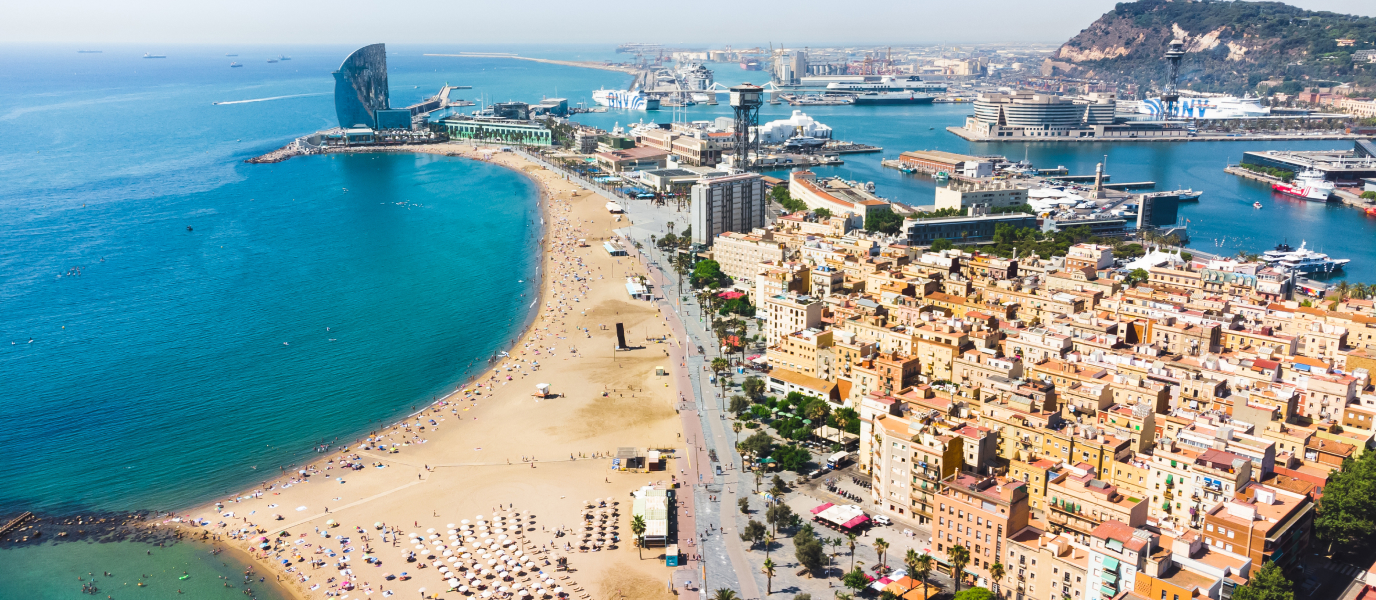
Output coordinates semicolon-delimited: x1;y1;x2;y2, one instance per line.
1261;241;1349;275
1271;169;1334;202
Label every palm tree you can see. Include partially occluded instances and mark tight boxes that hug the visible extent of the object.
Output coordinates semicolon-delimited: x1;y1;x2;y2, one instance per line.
1335;281;1352;301
711;589;738;600
847;533;858;572
836;594;853;600
755;470;764;493
905;549;932;600
630;515;646;560
989;561;1006;599
762;558;776;595
711;357;731;397
733;421;743;445
948;545;970;595
806;402;828;441
874;538;889;571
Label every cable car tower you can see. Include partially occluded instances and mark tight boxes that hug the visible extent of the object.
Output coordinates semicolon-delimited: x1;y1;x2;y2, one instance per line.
1161;40;1185;119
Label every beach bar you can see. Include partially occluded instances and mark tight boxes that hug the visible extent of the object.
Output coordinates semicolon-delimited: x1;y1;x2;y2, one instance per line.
632;486;671;547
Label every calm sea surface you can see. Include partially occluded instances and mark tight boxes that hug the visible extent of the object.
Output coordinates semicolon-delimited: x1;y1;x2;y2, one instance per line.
2;43;1373;598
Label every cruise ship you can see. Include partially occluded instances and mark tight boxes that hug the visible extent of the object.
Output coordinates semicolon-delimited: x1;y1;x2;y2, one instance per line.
851;90;935;105
825;75;946;93
1261;241;1349;275
592;89;660;111
1138;95;1270;119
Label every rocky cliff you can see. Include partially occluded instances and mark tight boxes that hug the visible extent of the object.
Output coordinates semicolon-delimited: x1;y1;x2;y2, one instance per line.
1045;0;1376;94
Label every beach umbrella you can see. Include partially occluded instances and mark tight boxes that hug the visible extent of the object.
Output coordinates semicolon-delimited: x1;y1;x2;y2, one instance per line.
461;519;470;524
415;544;426;550
448;578;461;587
447;523;457;529
418;588;426;595
326;519;337;527
427;528;436;534
375;522;384;529
482;592;493;599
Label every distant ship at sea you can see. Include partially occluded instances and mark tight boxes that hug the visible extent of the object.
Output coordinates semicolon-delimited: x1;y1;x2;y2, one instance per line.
77;50;102;53
267;58;280;63
143;53;166;59
279;55;291;61
230;62;243;68
226;54;238;57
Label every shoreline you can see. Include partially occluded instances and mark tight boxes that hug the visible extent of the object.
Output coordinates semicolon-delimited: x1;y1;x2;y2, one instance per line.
208;143;556;600
178;142;686;600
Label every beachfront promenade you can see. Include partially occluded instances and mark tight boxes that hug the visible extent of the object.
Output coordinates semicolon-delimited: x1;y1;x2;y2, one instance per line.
522;147;946;598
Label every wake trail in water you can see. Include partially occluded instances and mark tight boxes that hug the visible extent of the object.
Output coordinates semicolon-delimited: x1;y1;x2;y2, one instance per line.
214;92;328;105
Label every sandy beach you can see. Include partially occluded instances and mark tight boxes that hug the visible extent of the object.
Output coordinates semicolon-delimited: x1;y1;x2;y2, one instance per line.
179;143;690;600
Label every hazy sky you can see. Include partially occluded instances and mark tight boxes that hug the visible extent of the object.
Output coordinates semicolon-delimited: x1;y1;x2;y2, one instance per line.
6;0;1374;45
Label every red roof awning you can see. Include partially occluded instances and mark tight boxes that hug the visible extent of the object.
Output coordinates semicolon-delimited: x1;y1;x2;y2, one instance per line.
841;515;870;529
810;503;834;515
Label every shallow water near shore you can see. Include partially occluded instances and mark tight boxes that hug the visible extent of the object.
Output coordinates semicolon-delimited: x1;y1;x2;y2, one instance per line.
0;540;293;600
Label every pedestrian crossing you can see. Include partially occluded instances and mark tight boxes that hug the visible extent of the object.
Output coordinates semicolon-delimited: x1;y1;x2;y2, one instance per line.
1328;562;1366;579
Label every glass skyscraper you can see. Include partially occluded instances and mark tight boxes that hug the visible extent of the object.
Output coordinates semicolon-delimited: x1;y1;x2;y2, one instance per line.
333;43;390;129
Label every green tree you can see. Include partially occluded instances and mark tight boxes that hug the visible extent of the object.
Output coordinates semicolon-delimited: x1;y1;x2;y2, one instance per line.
1231;562;1294;600
742;376;766;401
739;431;775;459
865;208;904;234
711;357;731;397
929;238;954;252
1315;449;1376;556
733;420;744;446
692;259;727;288
739;497;750;514
793;528;825;574
763;558;777;595
842;568;870;595
730;395;751;417
712;589;739;600
740;519;767;550
813;208;833;219
1125;268;1150;286
948;545;970;594
766;502;796;535
953;588;995;600
630;514;647;560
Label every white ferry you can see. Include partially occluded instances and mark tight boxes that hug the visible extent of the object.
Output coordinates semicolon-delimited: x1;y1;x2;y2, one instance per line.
826;75;946;94
592;89;660;111
1138;95;1270;119
1271;169;1334;202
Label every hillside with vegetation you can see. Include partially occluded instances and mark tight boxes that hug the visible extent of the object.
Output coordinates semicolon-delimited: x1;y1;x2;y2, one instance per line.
1045;0;1376;95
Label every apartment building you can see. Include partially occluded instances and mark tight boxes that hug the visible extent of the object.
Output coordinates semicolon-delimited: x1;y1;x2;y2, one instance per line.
1202;481;1312;575
712;230;788;282
934;474;1031;587
762;293;824;347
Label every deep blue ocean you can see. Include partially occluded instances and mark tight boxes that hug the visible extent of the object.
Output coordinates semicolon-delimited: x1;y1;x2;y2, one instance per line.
2;43;1373;599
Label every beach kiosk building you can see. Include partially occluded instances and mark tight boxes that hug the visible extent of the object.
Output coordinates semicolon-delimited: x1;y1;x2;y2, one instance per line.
633;485;672;547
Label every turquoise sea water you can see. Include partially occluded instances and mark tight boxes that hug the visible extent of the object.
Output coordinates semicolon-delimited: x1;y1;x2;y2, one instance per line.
3;43;1374;599
0;540;293;600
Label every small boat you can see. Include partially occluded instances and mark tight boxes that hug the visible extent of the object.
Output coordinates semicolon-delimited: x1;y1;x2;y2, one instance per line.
226;54;238;57
143;53;166;59
267;58;280;63
1253;202;1263;209
279;55;291;61
1365;206;1376;216
186;226;193;231
230;62;243;68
